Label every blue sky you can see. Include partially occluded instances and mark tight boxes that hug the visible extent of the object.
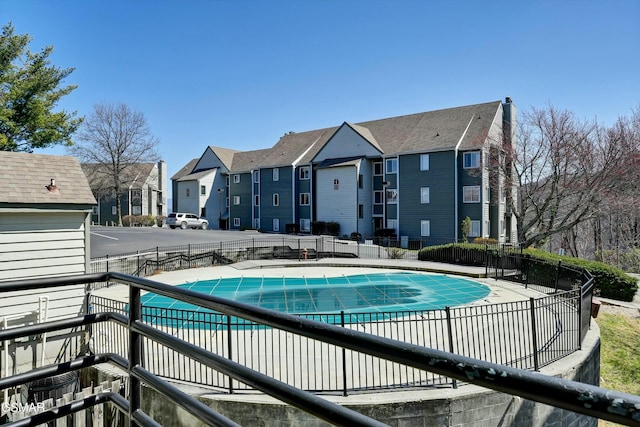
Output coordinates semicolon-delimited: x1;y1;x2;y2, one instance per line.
3;0;639;179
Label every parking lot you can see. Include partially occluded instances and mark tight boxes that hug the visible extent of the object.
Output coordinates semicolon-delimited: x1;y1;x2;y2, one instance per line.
90;226;319;258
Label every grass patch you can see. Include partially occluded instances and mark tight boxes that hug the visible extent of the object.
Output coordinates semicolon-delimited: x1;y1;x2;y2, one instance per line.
597;313;640;396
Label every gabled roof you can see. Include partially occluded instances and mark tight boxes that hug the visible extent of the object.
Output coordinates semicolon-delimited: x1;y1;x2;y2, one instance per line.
171;158;199;180
0;152;96;206
81;163;157;194
208;146;238;170
176;169;216;182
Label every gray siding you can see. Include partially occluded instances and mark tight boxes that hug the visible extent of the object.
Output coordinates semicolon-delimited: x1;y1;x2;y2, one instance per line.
260;167;293;232
398;151;456;240
313;125;381;162
229;172;253;229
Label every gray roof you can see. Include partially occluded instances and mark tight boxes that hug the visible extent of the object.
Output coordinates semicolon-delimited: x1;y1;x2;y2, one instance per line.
0;152;96;206
208;146;239;170
191;100;503;173
177;169;216;182
171;158;199;180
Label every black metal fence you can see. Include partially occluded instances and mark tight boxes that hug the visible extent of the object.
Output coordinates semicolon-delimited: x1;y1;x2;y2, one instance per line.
90;283;588;393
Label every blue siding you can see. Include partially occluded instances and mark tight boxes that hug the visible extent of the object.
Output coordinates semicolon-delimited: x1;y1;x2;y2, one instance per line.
398;151;456;240
260;166;293;232
229;173;252;229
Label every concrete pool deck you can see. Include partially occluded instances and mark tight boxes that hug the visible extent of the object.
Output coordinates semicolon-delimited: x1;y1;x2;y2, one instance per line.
93;258;547;305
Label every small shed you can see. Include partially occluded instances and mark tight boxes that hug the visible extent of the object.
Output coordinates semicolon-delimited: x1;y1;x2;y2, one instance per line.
0;152;96;375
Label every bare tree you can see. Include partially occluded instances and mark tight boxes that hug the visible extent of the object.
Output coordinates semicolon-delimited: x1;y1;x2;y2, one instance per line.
494;105;625;250
68;103;159;226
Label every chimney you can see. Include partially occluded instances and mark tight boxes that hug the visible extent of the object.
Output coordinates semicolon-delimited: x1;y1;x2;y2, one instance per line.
46;178;60;194
505;97;512;104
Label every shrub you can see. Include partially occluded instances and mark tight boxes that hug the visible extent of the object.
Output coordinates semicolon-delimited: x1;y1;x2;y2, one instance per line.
311;221;326;235
473;237;499;245
156;215;166;227
122;215;135;226
387;247;405;259
375;228;396;238
350;232;362;242
140;215;155;226
326;221;340;236
418;243;638;301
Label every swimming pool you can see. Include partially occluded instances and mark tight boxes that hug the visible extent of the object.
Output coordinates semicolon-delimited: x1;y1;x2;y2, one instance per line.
141;272;490;317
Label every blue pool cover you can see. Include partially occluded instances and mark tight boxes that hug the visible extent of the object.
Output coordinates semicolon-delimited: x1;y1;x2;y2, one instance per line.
141;272;490;316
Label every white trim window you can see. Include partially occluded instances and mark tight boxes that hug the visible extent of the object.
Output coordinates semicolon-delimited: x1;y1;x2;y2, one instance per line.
420;187;430;204
233;174;240;183
233;196;240;205
111;206;117;215
463;151;481;169
463;186;481;203
273;218;280;232
469;220;481;237
254;195;259;206
200;185;206;195
420;154;430;171
299;193;310;206
253;170;259;183
385;158;398;174
374;191;383;205
373;161;383;176
233;218;240;227
300;218;311;232
421;220;431;237
254;218;260;229
273;193;279;206
299;166;310;180
273;168;279;181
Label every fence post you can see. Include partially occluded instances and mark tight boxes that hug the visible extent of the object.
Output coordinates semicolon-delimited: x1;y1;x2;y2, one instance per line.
106;254;109;273
156;247;159;270
128;285;142;422
529;297;539;371
227;315;234;394
136;250;140;276
445;307;457;389
555;261;562;293
298;239;301;261
188;244;191;266
341;311;348;397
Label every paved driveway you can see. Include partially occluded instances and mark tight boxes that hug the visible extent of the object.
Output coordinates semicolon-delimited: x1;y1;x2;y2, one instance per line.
90;226;318;258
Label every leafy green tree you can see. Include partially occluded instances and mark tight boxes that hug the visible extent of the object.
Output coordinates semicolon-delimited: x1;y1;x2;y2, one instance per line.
0;22;82;152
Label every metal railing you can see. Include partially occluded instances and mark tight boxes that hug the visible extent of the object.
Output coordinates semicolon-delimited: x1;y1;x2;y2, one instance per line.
1;273;639;426
90;284;587;393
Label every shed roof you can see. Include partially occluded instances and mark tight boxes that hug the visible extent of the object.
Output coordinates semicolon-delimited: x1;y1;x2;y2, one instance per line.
0;152;96;206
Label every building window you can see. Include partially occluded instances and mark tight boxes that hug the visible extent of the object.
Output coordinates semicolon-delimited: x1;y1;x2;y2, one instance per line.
420;154;430;171
373;161;383;176
300;218;311;232
299;193;310;205
92;206;98;215
385;158;398;174
233;174;240;183
200;185;206;195
387;219;397;230
254;195;259;206
233;196;240;205
111;206;117;215
469;220;481;237
132;206;141;215
226;176;230;186
299;166;310;180
253;171;259;183
420;187;430;204
386;189;398;204
333;179;339;190
226;197;229;207
273;218;280;232
374;191;383;204
358;174;363;189
421;220;431;237
463;186;481;203
463;151;481;169
186;188;190;197
254;218;260;229
273;168;279;181
273;193;279;206
358;204;364;219
201;207;206;217
234;218;240;227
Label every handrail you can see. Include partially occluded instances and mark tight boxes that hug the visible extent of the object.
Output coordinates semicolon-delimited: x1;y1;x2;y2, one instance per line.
1;273;639;426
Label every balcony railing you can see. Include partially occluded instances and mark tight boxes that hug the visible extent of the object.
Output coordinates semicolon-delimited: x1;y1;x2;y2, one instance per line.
1;272;639;426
